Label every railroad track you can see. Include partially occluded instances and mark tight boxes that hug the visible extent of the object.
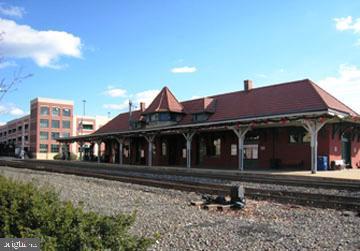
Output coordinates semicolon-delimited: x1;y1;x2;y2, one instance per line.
0;159;359;211
22;159;360;191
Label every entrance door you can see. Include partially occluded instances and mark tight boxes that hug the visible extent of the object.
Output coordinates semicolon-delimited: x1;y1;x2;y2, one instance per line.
341;133;351;165
168;137;177;165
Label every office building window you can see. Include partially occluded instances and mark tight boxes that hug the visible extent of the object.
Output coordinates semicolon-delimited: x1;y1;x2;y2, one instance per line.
62;120;71;129
24;136;29;141
82;124;93;130
51;120;60;128
61;132;70;138
40;119;49;128
39;144;48;153
40;106;49;115
40;131;49;140
24;124;29;130
52;107;60;116
63;108;71;117
51;132;60;140
51;144;59;153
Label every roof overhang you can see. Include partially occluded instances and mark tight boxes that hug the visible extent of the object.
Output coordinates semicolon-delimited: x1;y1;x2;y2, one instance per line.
57;109;360;143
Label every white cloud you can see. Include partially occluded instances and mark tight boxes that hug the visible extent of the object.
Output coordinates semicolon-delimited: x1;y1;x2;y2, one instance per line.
334;16;360;33
0;103;25;116
317;64;360;113
0;60;16;68
103;86;127;98
0;121;5;126
171;66;197;73
103;101;129;111
0;18;82;68
0;3;25;18
103;89;159;111
133;89;159;106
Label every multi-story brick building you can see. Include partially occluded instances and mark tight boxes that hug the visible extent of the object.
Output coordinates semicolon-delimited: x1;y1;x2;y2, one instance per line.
29;97;74;160
0;97;109;160
0;115;30;156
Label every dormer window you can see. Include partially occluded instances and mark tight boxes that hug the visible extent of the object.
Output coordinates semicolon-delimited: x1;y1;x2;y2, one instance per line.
192;113;209;122
146;112;178;123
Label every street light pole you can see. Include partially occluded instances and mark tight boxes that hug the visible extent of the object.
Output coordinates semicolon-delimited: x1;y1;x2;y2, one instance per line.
80;99;86;160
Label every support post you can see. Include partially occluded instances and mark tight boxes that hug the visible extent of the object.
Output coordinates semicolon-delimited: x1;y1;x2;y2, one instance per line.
96;140;102;163
182;131;195;168
231;126;250;171
65;143;70;160
302;119;326;174
145;135;155;167
115;137;124;166
79;141;84;161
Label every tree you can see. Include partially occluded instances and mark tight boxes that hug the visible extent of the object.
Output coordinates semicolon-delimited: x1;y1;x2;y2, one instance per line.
0;32;33;102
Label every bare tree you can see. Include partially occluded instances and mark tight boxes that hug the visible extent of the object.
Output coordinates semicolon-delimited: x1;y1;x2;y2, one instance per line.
0;32;33;102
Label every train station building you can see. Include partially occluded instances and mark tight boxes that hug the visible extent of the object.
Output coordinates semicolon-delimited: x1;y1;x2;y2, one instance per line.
58;79;360;173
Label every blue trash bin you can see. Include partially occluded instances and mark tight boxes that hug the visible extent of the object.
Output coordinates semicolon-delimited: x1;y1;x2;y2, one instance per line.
317;156;328;171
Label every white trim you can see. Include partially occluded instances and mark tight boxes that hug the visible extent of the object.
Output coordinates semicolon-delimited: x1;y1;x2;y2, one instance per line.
59;110;335;141
31;97;74;105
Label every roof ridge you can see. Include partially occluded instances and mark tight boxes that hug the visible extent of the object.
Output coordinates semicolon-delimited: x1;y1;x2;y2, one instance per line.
308;79;359;116
180;79;310;105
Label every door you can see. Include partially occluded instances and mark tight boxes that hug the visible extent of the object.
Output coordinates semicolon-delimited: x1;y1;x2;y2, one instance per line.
341;133;351;165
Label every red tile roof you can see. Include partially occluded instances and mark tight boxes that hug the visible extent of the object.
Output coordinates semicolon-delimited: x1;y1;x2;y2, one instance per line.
95;79;358;134
143;86;184;114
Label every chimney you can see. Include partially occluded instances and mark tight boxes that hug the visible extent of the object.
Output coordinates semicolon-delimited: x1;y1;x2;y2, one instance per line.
244;80;253;91
140;102;146;112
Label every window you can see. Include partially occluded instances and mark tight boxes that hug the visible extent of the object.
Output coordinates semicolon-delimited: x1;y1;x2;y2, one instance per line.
182;148;187;158
162;142;167;156
40;131;49;140
51;132;60;140
24;136;29;141
40;119;49;128
39;144;48;153
214;139;221;156
51;144;59;153
18;126;22;131
63;108;71;117
24;124;29;130
52;107;60;116
150;113;158;121
17;137;22;142
244;144;258;160
51;120;60;128
231;144;237;156
61;132;70;138
82;124;93;130
207;138;221;156
40;106;49;115
62;120;71;129
159;113;169;121
288;128;309;144
193;113;209;122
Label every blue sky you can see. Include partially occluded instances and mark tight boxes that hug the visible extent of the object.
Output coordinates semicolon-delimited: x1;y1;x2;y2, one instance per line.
1;0;360;123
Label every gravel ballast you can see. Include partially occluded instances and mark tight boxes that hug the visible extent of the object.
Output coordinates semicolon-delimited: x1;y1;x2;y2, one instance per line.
1;166;359;251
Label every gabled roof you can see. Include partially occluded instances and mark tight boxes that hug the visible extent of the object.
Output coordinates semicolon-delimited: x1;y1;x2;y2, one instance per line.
143;86;184;114
93;79;358;135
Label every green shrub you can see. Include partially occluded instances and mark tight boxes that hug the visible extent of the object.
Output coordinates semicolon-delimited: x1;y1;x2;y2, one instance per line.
53;153;78;160
53;153;62;160
0;176;154;250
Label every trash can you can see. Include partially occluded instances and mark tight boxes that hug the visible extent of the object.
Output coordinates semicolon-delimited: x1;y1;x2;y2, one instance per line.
317;156;328;171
